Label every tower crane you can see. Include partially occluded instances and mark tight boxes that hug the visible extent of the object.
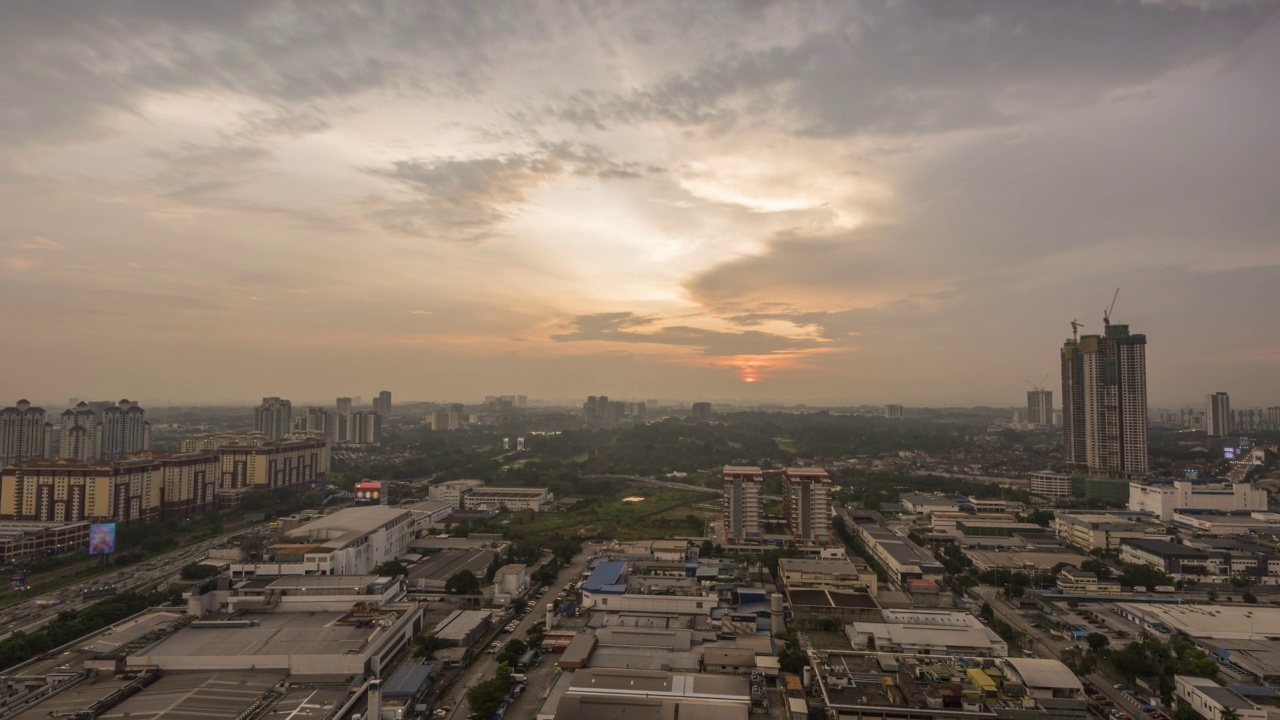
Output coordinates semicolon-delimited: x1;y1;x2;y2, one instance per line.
1070;318;1083;341
1103;288;1120;328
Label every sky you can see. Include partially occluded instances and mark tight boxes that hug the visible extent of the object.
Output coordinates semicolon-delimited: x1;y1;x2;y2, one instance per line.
2;0;1279;408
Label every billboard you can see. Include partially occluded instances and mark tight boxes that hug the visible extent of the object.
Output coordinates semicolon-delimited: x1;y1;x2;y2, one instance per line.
1224;447;1236;460
355;481;382;502
10;571;26;591
89;522;117;555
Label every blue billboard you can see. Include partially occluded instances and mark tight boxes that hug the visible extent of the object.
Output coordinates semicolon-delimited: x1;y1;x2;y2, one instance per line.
89;523;117;555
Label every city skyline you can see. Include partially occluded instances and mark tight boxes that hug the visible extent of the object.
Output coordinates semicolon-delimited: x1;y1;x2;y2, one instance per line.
3;2;1279;405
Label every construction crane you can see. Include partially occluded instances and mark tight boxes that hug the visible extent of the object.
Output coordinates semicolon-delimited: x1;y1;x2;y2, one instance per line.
1103;288;1120;328
1025;375;1049;392
1070;318;1083;341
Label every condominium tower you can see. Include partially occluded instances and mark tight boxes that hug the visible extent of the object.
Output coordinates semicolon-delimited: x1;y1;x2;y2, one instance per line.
1061;322;1149;479
1026;390;1054;427
254;397;293;441
1205;392;1231;438
783;467;832;546
722;465;764;543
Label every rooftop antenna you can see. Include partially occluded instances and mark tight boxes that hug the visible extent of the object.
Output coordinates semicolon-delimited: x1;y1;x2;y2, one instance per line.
1070;318;1083;341
1103;288;1120;328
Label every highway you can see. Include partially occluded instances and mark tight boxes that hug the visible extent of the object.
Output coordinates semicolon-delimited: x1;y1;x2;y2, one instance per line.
0;526;260;640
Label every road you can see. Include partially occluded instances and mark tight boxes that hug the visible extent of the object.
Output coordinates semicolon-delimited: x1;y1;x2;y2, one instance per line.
0;526;261;640
443;544;595;720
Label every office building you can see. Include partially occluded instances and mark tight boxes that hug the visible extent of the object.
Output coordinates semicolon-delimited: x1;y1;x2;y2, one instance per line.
336;396;352;415
254;397;293;441
722;465;764;542
428;479;485;508
884;404;904;419
460;486;553;512
783;467;832;546
1062;321;1148;479
180;432;266;452
1029;470;1073;499
1050;510;1164;552
373;391;392;416
1206;392;1231;437
0;400;53;467
1027;389;1053;426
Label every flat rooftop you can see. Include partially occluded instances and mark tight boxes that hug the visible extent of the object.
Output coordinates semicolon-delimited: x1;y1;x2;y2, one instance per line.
779;557;869;575
1117;603;1280;640
963;549;1087;571
10;675;133;720
789;588;878;609
408;548;494;582
136;611;387;659
97;671;281;720
285;505;409;546
82;611;183;655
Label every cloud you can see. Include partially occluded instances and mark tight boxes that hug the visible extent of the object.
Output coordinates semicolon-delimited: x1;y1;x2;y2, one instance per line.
7;236;63;250
551;311;825;357
149;143;274;201
368;143;660;241
410;309;434;315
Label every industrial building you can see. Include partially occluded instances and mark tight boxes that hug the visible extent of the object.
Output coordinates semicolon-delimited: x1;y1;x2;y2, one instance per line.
778;556;878;595
460;486;553;512
846;610;1009;657
1050;510;1165;552
1128;478;1269;522
231;505;414;577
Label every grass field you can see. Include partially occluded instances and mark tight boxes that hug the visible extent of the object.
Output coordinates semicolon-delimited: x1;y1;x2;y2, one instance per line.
493;486;712;541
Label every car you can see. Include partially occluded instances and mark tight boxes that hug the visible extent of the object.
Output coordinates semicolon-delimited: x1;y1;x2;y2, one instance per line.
1114;684;1127;691
488;641;501;653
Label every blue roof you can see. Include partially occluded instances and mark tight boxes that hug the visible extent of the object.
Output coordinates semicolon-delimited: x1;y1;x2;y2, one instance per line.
383;663;438;697
583;561;627;593
1230;685;1279;698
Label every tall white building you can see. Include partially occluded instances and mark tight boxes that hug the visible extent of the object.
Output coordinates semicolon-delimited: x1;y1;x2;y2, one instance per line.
1205;392;1231;437
1062;322;1148;479
98;400;149;460
254;397;293;441
783;467;832;546
884;404;904;419
722;465;764;543
1026;390;1053;427
0;400;52;467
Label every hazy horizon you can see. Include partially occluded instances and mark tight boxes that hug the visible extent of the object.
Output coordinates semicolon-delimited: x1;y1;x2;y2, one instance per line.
4;2;1279;407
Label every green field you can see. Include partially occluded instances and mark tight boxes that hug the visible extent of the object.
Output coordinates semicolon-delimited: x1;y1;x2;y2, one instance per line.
491;486;713;541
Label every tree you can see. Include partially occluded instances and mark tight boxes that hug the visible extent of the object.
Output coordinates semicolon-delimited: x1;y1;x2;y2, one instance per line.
445;570;481;595
1207;589;1218;602
372;560;409;578
1087;632;1110;653
466;676;511;720
700;539;715;558
412;634;453;659
1221;708;1242;720
1243;591;1258;604
179;562;220;580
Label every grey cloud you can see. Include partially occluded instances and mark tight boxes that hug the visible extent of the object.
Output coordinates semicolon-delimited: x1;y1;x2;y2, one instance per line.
369;143;660;241
549;1;1276;137
551;312;824;356
149;143;273;201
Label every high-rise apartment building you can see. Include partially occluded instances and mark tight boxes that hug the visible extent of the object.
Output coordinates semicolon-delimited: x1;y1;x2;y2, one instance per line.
722;465;764;543
216;436;330;503
691;402;713;418
254;397;293;441
336;397;353;415
348;410;382;445
0;400;53;467
1268;407;1280;430
430;404;465;431
1206;392;1231;437
1026;390;1053;427
1062;322;1148;479
884;404;904;419
373;391;392;417
783;467;832;546
98;400;149;460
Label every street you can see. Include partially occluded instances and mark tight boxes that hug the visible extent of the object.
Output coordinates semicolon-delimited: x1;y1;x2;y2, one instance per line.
443;544;595;720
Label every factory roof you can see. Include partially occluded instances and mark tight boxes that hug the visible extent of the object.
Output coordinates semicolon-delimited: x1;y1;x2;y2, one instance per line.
1003;658;1084;691
382;663;439;698
1120;538;1209;558
788;588;878;609
284;506;408;548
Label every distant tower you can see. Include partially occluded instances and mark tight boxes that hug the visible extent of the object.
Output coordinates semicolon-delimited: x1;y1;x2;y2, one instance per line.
722;466;764;543
254;397;293;441
884;404;904;419
1206;392;1231;437
1061;316;1148;479
1026;390;1053;426
336;397;352;415
373;390;392;417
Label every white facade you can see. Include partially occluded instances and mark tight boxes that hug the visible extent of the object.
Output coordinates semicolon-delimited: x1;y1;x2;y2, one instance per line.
783;468;832;546
1128;480;1268;522
461;487;552;511
1175;676;1267;720
428;479;485;508
254;505;416;576
722;466;764;542
1030;471;1073;499
581;590;718;615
